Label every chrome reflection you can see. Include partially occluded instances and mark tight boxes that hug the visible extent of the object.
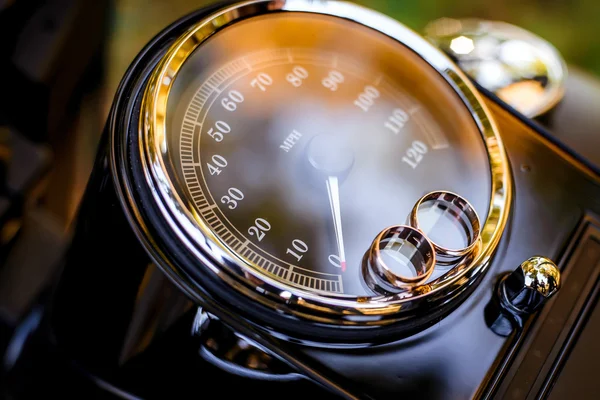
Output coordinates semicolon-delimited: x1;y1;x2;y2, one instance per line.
425;18;568;117
192;307;303;381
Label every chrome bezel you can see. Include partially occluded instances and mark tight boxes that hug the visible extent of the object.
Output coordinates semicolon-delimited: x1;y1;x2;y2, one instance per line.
131;0;511;331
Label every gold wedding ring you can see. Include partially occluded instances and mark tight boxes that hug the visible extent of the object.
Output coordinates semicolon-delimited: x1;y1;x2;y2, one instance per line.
367;225;436;291
409;191;481;264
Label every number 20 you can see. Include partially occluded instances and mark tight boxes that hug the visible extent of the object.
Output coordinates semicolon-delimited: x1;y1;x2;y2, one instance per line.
248;218;271;241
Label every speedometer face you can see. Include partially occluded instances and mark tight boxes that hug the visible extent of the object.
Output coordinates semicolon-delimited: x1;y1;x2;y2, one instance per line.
165;13;491;297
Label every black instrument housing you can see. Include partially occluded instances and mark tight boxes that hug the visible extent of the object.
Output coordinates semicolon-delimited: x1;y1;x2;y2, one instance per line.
9;2;600;399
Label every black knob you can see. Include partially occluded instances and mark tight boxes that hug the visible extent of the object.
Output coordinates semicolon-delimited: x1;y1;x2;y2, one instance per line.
500;256;560;314
485;256;560;336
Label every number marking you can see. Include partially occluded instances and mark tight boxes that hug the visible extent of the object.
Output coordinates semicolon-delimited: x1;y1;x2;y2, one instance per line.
206;154;228;176
221;187;244;209
402;140;429;169
286;66;309;87
286;239;309;262
328;254;342;269
354;85;380;112
384;108;410;135
250;72;273;92
206;121;231;142
321;70;345;92
248;218;271;242
221;90;245;111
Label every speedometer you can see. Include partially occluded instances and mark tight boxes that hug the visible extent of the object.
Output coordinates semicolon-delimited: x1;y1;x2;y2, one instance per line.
127;0;511;338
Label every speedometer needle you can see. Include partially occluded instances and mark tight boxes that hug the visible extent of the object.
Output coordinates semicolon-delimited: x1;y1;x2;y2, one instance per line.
326;175;347;272
305;134;354;273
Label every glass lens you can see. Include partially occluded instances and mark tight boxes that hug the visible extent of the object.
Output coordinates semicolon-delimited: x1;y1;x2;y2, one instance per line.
164;13;491;297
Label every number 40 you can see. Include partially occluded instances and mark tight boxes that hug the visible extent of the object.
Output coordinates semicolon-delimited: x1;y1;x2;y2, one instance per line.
206;154;228;175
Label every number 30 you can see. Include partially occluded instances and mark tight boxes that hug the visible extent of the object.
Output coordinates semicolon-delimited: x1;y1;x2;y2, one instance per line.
221;187;244;209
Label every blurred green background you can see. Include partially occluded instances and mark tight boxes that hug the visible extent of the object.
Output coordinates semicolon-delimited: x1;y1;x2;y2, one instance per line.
361;0;600;74
109;0;600;94
107;0;600;101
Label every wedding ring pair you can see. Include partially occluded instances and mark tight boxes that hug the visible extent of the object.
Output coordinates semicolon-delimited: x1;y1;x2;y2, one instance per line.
368;191;481;292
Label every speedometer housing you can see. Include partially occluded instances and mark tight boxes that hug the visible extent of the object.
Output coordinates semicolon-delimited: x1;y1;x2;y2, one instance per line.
110;0;511;343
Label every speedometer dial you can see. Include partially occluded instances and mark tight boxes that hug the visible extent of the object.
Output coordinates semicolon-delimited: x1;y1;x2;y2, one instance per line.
135;0;510;334
165;14;490;297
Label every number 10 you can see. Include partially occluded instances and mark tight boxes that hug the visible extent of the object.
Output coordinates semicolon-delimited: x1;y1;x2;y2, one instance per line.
286;239;308;262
